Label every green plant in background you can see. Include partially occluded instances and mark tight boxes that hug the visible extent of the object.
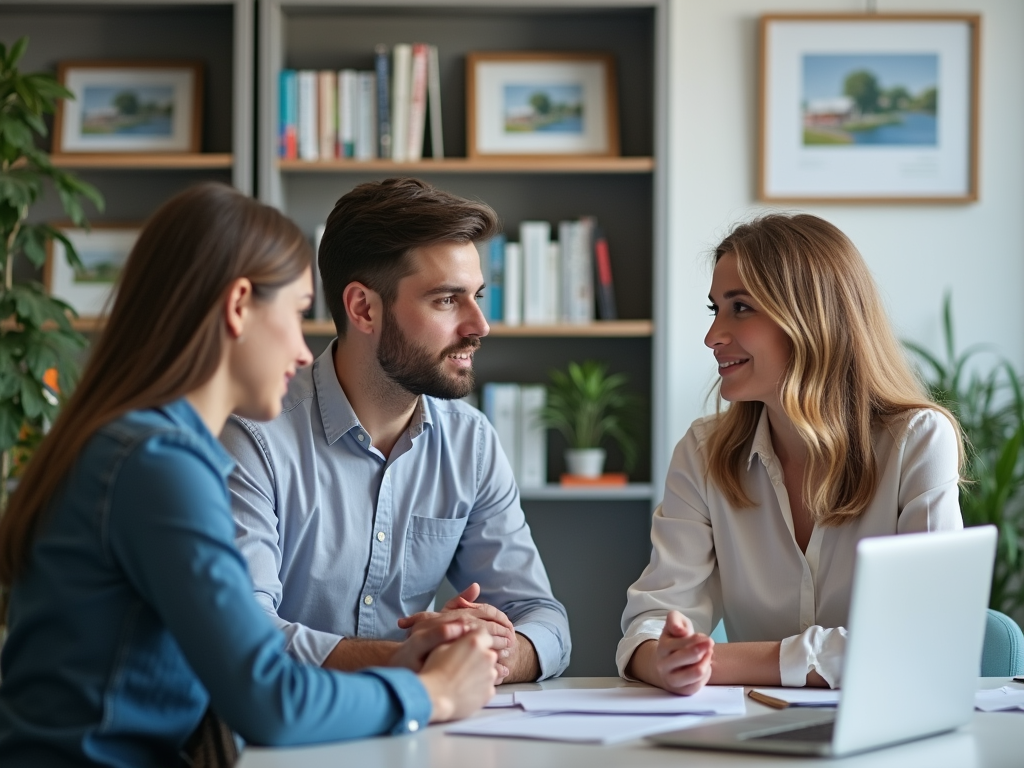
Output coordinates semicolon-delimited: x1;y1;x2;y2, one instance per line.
537;360;641;472
0;37;104;503
905;294;1024;617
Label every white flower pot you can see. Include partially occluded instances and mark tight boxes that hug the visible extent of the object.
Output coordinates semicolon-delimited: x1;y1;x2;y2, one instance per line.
564;448;606;478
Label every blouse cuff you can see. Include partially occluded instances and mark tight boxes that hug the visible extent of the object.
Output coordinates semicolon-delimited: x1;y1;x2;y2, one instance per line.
779;626;847;689
362;667;433;735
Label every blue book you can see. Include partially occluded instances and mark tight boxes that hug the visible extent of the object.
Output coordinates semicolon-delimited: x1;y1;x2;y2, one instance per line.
374;44;392;159
489;234;506;322
279;69;298;159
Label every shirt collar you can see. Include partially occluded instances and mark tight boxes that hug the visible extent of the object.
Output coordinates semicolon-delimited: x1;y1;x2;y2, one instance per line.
158;398;236;477
746;405;776;470
312;343;434;445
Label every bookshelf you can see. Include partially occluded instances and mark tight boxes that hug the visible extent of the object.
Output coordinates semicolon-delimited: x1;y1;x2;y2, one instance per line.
260;0;669;676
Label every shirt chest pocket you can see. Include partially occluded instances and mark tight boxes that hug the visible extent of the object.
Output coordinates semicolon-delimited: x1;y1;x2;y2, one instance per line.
401;515;468;601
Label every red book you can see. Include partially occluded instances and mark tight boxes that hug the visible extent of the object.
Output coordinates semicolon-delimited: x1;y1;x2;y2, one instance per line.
593;227;618;320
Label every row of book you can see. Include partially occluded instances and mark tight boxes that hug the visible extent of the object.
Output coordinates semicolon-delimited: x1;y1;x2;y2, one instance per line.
476;218;618;326
482;383;547;489
279;42;443;162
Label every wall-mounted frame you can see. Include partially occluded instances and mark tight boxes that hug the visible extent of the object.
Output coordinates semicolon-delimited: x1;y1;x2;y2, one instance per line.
759;14;980;203
54;60;203;154
44;224;140;319
467;52;619;159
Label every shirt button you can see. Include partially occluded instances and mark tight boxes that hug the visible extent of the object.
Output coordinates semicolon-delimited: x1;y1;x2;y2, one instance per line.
376;531;386;542
408;719;420;732
363;595;373;605
357;433;365;442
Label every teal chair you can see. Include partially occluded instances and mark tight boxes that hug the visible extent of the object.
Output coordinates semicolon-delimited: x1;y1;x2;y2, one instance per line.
708;609;1024;676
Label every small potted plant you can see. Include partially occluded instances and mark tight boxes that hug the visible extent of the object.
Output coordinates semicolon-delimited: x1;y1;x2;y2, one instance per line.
537;360;639;479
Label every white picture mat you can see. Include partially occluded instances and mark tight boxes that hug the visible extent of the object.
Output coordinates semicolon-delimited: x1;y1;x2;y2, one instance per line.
48;228;139;316
764;20;972;198
475;61;609;154
61;67;196;152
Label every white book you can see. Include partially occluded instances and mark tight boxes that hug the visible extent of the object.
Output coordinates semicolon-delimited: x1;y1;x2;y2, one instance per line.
313;224;328;321
427;44;444;159
297;69;318;161
519;221;551;325
483;383;520;479
573;217;596;323
337;69;357;158
545;240;560;324
519;384;547;488
318;70;337;159
503;241;523;326
406;43;429;161
354;71;377;160
390;43;412;162
475;239;492;320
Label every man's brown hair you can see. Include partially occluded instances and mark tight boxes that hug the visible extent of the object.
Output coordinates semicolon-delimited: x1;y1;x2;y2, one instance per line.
319;177;500;334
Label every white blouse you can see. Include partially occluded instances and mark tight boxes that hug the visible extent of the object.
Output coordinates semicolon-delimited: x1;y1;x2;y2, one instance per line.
617;407;963;678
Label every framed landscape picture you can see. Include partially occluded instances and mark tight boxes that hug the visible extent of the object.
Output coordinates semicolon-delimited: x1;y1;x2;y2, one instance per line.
467;52;619;159
44;225;140;319
53;61;203;153
759;15;980;203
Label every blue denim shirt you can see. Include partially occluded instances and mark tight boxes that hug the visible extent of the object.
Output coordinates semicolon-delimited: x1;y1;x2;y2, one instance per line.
221;344;570;678
0;399;430;768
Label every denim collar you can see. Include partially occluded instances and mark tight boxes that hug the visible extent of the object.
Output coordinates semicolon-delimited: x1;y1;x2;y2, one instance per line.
157;398;236;477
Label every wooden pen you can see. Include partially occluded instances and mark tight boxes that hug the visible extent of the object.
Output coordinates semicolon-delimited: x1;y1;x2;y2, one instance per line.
747;689;790;709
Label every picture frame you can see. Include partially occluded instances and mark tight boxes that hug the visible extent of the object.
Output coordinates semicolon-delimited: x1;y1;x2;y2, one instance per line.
466;52;619;159
53;60;203;154
44;224;140;319
759;14;980;203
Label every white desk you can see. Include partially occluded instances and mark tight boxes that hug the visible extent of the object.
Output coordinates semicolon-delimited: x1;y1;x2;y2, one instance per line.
238;677;1023;768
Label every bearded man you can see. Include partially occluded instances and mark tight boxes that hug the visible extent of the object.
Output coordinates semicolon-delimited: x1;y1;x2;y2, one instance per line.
221;178;570;684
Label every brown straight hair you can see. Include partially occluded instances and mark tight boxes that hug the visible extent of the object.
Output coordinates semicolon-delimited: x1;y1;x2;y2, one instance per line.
319;177;499;335
0;183;311;584
704;213;963;526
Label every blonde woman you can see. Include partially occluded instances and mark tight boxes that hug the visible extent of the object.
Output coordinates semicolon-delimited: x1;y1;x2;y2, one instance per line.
0;183;497;767
619;214;963;695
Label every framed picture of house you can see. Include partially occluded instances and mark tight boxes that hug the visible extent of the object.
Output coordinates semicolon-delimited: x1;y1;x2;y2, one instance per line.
758;14;980;203
466;52;619;159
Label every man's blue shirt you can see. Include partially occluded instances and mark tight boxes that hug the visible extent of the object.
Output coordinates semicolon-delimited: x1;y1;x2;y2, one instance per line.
0;399;430;768
221;344;571;678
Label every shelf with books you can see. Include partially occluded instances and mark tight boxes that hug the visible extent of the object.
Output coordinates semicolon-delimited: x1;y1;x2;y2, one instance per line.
277;157;655;174
301;320;653;338
50;153;235;171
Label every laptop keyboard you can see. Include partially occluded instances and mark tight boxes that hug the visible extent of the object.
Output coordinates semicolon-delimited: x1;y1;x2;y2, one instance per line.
747;721;835;743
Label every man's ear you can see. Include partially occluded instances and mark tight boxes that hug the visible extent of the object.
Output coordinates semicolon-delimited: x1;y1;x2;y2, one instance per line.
342;281;381;336
224;277;254;340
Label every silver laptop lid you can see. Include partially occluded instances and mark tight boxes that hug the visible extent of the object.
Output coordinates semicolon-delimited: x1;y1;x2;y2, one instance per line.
833;526;996;756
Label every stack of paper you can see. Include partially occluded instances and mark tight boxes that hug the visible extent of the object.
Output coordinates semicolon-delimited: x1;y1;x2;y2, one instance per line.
974;686;1024;712
447;686;746;744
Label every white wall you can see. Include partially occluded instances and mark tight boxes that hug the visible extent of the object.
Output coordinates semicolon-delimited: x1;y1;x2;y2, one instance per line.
661;0;1024;476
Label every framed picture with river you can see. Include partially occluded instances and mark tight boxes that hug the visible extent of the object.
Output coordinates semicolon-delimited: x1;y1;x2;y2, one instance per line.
53;61;203;154
466;52;619;159
44;224;141;320
758;15;980;203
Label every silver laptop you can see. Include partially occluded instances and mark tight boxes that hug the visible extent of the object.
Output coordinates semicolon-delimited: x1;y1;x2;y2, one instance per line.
650;526;996;758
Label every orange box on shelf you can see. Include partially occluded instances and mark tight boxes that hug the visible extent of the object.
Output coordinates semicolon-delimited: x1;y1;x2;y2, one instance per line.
559;473;628;487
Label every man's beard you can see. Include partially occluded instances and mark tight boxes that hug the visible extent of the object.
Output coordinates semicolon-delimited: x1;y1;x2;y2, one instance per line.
376;307;479;399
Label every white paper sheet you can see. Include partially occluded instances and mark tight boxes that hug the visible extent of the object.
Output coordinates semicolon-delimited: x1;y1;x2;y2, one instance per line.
751;688;840;707
513;685;746;715
975;686;1024;712
484;693;517;708
446;711;706;744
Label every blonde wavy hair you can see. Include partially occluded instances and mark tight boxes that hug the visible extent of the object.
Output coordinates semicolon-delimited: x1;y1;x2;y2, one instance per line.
704;213;963;527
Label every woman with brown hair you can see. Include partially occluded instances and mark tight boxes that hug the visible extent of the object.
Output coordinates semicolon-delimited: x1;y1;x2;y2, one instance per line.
0;183;497;767
618;213;963;695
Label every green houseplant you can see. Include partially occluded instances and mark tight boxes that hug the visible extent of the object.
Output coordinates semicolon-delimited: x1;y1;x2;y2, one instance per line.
0;37;103;503
905;294;1024;619
537;360;640;478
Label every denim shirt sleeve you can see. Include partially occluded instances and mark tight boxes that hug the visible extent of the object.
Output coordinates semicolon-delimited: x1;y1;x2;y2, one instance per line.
446;418;572;680
107;431;431;744
220;415;346;665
